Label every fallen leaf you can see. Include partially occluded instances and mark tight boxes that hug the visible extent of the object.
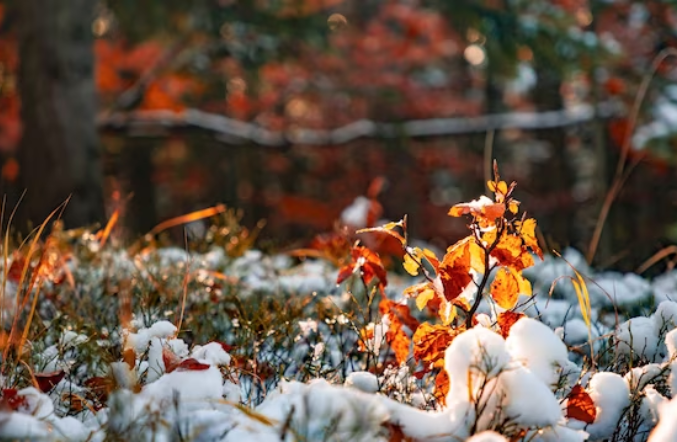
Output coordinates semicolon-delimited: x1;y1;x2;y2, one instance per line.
35;370;66;393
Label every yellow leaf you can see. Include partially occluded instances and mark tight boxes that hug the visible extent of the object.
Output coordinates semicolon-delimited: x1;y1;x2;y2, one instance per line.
490;267;519;309
509;267;532;296
497;181;508;195
487;180;496;192
448;205;465;217
403;253;420;276
439;299;456;325
415;286;436;311
508;201;519;214
468;240;486;274
421;248;440;272
519;218;543;259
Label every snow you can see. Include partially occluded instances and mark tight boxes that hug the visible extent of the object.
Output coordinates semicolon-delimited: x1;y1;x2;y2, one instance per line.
191;342;232;366
664;328;677;395
141;365;225;413
345;371;379;393
505;318;568;388
340;196;371;228
467;431;508;442
624;363;664;391
585;372;631;440
11;245;677;440
616;316;661;362
0;412;51;440
654;300;677;334
649;396;677;441
497;366;562;428
444;327;511;400
125;320;177;354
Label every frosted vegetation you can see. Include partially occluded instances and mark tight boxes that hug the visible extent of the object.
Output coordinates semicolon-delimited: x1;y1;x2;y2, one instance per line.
2;192;677;441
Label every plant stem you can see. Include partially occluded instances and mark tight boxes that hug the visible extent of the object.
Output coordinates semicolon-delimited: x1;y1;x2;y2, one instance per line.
465;224;503;328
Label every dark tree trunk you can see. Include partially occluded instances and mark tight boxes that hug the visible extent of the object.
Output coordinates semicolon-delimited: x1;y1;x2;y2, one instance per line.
15;0;104;230
532;62;575;249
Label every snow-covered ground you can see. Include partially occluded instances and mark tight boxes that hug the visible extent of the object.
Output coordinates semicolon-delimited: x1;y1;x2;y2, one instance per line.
2;244;677;441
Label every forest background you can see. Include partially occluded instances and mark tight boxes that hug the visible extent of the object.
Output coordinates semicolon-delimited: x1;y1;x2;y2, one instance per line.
0;0;676;274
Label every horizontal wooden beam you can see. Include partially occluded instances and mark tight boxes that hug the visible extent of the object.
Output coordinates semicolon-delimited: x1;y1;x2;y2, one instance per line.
97;101;621;146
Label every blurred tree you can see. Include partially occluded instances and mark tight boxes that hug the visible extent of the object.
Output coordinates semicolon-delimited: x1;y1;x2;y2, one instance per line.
13;0;104;229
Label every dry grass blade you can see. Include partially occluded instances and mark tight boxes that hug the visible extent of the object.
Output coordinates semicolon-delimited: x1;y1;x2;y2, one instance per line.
3;201;66;366
0;192;23;328
97;209;119;248
551;251;594;364
636;245;677;275
148;204;226;237
176;232;191;337
587;48;677;264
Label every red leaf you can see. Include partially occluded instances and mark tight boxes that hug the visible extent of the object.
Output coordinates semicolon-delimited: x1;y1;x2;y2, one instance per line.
336;264;356;285
218;341;233;352
162;347;182;373
35;370;66;393
176;358;210;371
1;388;27;411
7;256;26;283
566;385;597;424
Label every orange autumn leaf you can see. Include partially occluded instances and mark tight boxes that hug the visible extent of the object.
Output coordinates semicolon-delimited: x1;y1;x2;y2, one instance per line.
379;299;420;332
379;299;417;365
388;324;411;366
487;179;508;196
403;247;440;276
310;232;352;265
567;385;597;424
404;282;437;311
437;237;484;304
448;196;505;222
518;218;543;260
336;245;387;288
496;311;525;338
384;422;415;442
434;370;450;406
490;267;520;310
484;230;534;272
122;348;136;370
358;326;374;352
413;323;458;369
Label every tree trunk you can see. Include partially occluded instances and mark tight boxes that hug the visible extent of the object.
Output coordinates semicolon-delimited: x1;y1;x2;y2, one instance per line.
531;62;575;249
15;0;104;230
